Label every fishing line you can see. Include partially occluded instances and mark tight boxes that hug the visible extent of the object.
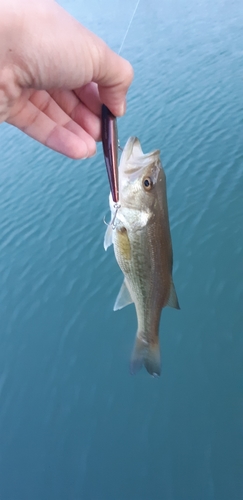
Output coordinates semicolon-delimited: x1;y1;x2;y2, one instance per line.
118;0;141;55
104;0;141;229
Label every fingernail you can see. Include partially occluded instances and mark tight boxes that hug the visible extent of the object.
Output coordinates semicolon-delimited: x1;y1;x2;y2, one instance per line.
114;100;126;117
119;100;126;116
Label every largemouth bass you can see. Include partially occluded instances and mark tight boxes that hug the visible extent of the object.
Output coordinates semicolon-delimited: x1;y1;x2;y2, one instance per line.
104;137;179;377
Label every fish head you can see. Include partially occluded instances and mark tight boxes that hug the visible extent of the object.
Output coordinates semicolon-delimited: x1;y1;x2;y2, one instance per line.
118;137;163;213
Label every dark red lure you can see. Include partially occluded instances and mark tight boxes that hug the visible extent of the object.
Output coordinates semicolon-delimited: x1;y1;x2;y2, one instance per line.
101;104;119;203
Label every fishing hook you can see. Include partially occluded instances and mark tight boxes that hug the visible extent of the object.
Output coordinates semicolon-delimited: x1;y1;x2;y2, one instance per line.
103;202;121;230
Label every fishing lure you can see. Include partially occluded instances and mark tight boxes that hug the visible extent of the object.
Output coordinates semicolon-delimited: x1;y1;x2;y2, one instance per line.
101;104;119;204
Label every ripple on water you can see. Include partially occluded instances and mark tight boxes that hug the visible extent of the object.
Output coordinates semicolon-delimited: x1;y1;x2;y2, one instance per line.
0;2;243;497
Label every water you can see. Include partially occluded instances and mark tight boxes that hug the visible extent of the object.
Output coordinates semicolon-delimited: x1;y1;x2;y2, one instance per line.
0;0;243;498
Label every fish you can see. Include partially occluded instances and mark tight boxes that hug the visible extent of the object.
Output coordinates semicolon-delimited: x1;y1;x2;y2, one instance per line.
104;137;180;377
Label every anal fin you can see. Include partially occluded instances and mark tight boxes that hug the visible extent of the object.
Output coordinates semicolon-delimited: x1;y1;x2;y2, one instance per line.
167;280;180;309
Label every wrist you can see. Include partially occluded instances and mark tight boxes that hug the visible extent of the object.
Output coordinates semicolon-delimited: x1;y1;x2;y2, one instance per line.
0;2;22;121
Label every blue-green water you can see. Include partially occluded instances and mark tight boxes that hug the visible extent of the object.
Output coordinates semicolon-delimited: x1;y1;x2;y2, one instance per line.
0;1;243;498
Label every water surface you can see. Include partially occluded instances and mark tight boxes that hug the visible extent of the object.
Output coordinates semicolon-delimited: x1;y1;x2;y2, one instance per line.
0;1;243;499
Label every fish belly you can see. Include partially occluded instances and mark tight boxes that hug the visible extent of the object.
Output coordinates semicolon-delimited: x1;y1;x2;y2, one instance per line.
113;218;172;376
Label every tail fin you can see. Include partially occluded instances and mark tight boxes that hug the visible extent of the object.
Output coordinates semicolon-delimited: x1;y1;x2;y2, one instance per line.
130;336;161;377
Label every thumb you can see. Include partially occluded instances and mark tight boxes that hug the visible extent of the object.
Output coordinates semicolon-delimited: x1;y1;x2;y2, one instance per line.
92;45;134;116
77;25;134;116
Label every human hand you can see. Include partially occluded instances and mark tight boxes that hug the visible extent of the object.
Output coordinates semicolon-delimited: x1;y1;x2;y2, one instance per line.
0;0;133;159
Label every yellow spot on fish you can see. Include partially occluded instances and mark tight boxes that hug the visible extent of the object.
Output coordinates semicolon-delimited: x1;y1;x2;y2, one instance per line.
117;227;131;260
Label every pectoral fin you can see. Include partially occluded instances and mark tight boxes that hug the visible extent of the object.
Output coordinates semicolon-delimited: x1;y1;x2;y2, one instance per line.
167;281;180;309
114;280;133;311
104;224;113;251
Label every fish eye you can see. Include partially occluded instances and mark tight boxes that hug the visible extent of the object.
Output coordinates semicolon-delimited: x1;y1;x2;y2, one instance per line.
143;177;153;191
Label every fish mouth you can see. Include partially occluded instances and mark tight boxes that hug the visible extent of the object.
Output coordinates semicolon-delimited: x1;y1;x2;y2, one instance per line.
119;137;160;176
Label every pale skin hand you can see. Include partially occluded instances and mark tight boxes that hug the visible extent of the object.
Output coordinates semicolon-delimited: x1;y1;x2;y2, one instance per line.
0;0;133;159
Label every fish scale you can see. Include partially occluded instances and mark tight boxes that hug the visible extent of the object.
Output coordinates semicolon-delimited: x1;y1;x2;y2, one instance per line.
104;137;180;376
